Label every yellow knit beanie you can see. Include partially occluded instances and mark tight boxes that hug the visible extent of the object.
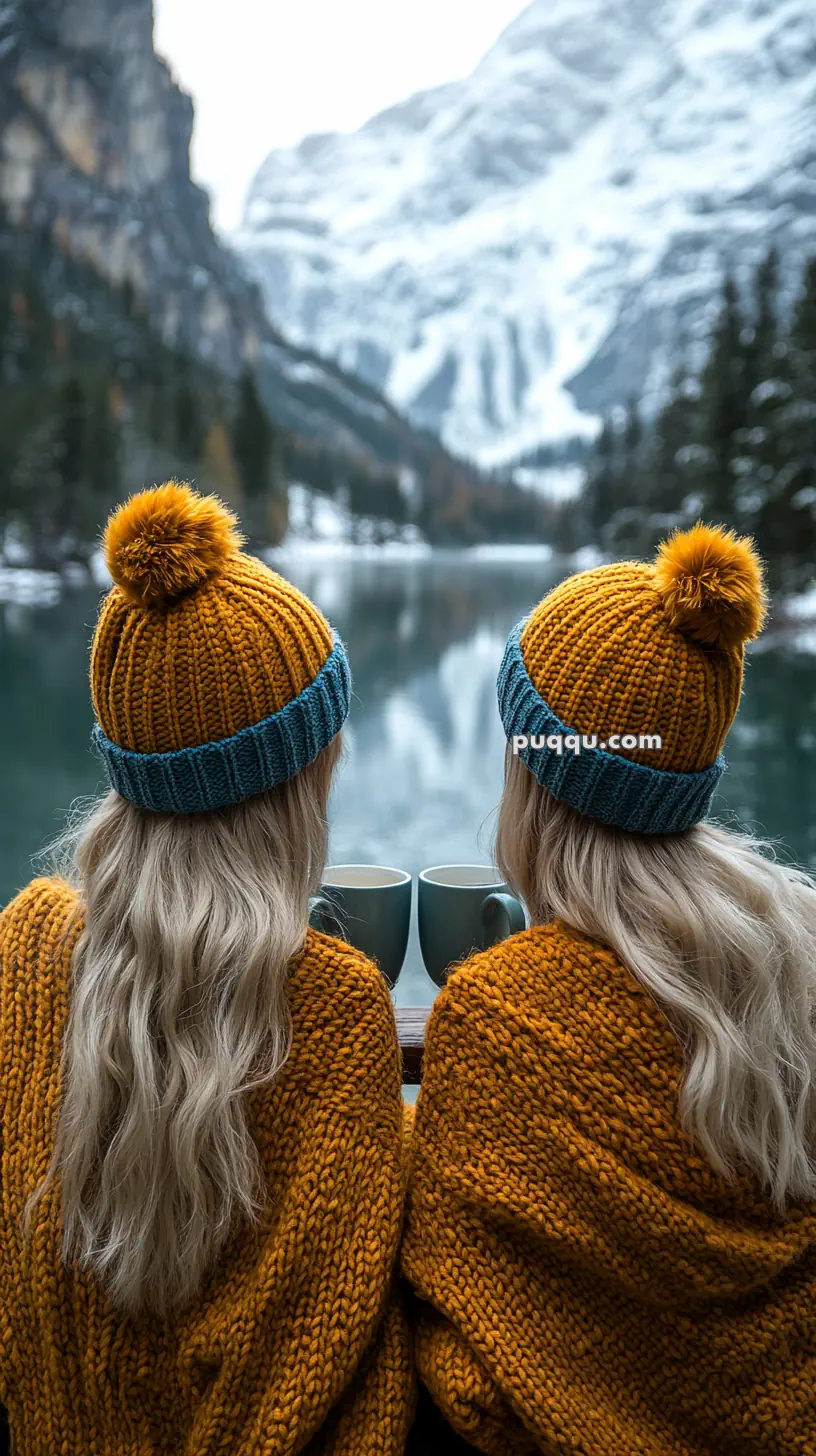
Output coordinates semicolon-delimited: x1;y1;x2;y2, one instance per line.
90;481;350;813
498;523;767;834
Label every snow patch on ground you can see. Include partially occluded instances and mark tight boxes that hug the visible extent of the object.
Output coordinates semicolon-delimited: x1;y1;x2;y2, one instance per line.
276;483;558;563
567;545;606;572
281;483;427;555
782;583;816;621
269;539;434;564
512;464;585;502
467;542;553;563
0;567;61;606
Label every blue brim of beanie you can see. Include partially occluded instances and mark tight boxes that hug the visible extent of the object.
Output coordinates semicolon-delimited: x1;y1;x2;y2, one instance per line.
91;635;351;814
497;622;725;835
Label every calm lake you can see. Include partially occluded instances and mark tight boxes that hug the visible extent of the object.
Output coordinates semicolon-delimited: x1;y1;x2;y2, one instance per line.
2;551;815;1008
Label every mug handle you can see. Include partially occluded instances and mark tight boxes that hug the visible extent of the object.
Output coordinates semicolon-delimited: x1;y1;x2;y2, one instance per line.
480;892;525;948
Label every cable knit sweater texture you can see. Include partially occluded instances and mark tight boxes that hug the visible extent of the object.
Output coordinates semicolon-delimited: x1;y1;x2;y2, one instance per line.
0;877;415;1456
401;920;816;1456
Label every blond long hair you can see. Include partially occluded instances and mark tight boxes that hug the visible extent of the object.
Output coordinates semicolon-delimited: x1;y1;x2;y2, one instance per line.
496;749;816;1211
24;736;341;1319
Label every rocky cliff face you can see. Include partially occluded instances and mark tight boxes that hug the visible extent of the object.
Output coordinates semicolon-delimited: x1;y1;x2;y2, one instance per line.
0;0;474;480
0;0;258;371
236;0;816;465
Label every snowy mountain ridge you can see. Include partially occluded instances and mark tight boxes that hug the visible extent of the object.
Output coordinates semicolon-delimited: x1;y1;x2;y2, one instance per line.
235;0;816;465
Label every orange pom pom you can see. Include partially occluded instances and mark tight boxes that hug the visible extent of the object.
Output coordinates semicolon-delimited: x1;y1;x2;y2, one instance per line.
103;482;244;608
652;523;767;651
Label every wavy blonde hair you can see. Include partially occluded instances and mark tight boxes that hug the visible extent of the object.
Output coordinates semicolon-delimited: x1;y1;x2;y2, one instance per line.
24;735;341;1319
495;748;816;1211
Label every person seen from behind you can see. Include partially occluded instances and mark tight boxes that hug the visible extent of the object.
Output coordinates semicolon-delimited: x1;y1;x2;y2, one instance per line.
0;482;414;1455
403;523;816;1454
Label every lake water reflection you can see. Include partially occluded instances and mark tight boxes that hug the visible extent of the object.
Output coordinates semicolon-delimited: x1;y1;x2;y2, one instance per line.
1;552;815;1008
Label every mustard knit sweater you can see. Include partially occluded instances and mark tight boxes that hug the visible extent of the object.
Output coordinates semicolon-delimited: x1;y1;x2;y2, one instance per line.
0;878;415;1456
402;920;816;1456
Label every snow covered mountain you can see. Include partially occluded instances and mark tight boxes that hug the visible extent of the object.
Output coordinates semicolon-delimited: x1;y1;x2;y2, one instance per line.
235;0;816;466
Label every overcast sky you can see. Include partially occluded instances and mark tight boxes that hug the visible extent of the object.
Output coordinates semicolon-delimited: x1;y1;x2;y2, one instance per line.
153;0;529;233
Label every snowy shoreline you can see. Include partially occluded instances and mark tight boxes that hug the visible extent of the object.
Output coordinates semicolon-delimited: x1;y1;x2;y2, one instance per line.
2;557;815;652
265;538;563;566
749;584;816;655
0;566;63;607
0;541;565;605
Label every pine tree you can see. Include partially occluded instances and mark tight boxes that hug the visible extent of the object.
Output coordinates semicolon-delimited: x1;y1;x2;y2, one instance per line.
731;248;790;543
54;374;86;546
584;415;618;541
0;242;12;382
745;246;780;398
652;364;699;514
623;395;642;462
199;420;242;502
791;257;816;402
699;273;750;521
11;415;63;568
232;369;274;499
73;377;121;559
121;278;138;321
723;251;816;593
173;352;204;459
762;254;816;591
